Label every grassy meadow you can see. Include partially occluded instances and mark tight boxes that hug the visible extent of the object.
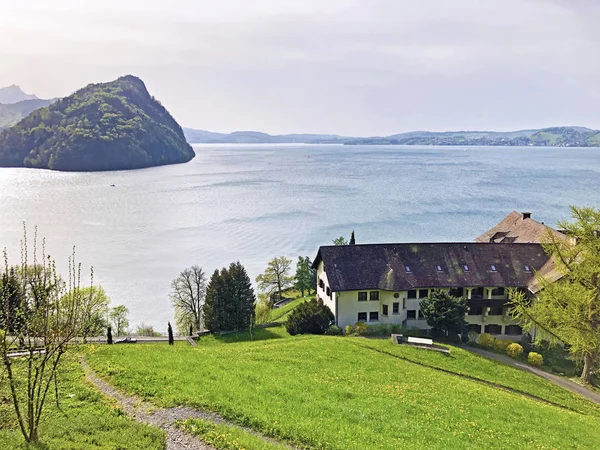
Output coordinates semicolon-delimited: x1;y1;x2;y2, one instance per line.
0;354;164;449
85;327;600;449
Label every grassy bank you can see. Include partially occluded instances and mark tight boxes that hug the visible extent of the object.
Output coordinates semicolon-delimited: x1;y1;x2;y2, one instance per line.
0;353;164;449
85;329;600;449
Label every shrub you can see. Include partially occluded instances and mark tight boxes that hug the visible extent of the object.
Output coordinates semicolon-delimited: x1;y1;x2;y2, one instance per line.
477;333;495;348
528;352;544;366
325;325;343;336
353;322;368;335
344;325;352;336
506;343;524;358
285;298;334;336
466;331;479;343
493;339;513;353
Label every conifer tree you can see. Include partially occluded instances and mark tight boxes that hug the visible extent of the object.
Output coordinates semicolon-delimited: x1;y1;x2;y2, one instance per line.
350;230;356;245
168;322;174;345
107;325;113;344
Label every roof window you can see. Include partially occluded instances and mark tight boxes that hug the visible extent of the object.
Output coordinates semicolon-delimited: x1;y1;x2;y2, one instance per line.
491;265;497;272
436;265;443;272
463;265;469;272
405;266;411;273
524;265;531;272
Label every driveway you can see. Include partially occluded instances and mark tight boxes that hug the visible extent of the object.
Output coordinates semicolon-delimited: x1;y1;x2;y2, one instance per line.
464;346;600;405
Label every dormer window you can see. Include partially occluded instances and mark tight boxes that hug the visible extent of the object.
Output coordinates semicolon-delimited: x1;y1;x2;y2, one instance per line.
463;265;469;272
405;266;411;273
524;265;531;272
491;265;497;272
436;265;443;272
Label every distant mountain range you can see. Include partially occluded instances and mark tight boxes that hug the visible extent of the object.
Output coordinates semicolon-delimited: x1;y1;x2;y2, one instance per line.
184;126;600;147
0;85;39;104
0;85;58;130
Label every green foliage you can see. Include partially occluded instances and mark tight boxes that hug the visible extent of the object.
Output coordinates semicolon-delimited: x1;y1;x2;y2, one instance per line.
284;298;333;335
344;325;352;335
294;256;314;297
109;305;129;336
477;333;495;348
324;325;343;335
168;322;174;345
332;236;348;246
136;323;161;337
0;98;54;130
179;418;288;450
509;206;600;383
87;335;600;449
255;256;294;305
506;343;524;358
466;331;479;343
493;339;513;353
528;352;544;367
78;286;110;340
203;262;256;332
0;75;194;171
419;289;467;336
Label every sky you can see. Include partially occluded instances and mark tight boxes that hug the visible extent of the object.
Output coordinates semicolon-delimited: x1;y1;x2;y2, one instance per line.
0;0;599;136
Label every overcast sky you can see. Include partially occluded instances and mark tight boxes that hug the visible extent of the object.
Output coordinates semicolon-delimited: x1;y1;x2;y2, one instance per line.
1;0;599;135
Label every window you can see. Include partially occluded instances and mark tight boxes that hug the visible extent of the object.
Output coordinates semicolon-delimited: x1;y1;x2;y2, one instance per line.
407;310;416;319
472;287;484;297
326;287;331;297
505;325;523;336
466;324;482;334
524;265;531;272
449;287;464;297
402;298;406;310
463;265;470;271
491;287;505;296
392;302;399;314
393;292;400;299
407;290;417;299
369;311;379;321
468;306;483;316
405;265;411;272
319;279;325;289
357;312;367;322
358;291;367;301
369;291;379;301
418;289;429;299
484;324;502;334
382;305;388;316
436;265;443;272
488;306;503;316
490;264;497;272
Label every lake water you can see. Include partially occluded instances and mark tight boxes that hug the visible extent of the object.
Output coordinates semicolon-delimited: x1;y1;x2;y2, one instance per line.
1;144;599;331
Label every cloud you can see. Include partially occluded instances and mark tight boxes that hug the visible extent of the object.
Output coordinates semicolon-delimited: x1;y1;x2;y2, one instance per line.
0;0;598;134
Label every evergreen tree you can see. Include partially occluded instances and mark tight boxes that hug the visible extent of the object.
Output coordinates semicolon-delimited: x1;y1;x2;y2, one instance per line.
294;256;312;297
285;298;334;335
189;323;193;336
349;230;356;245
419;289;468;337
168;322;174;345
107;326;113;344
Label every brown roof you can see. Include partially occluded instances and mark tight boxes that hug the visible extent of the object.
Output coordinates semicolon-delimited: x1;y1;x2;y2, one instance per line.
314;242;550;292
475;211;567;244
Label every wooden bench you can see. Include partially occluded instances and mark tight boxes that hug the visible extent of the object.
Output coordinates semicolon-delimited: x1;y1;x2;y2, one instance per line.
391;334;450;354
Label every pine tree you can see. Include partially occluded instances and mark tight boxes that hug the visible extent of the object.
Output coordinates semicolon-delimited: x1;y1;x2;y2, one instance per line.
189;323;193;336
350;230;356;245
294;256;312;297
168;322;174;345
107;325;113;344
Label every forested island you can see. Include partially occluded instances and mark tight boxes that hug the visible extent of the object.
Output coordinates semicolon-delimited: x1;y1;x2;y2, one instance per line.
0;75;194;171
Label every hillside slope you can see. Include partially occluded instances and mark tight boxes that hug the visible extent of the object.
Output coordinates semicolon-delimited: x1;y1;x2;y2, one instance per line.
0;84;38;104
0;75;195;171
0;98;55;130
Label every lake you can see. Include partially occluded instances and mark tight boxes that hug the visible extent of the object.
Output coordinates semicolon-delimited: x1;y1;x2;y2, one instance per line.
1;144;599;331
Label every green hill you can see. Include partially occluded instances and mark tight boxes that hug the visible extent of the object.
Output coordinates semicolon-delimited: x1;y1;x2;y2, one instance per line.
0;98;55;130
0;75;195;171
85;330;600;449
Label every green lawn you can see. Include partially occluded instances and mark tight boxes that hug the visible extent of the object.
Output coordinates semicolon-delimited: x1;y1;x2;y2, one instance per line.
85;329;600;449
0;354;164;449
267;296;308;323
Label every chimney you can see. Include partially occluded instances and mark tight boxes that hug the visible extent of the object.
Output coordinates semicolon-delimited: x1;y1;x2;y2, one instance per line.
521;212;531;220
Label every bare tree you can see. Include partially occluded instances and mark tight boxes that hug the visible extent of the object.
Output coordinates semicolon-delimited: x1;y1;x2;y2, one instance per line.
170;265;206;333
0;225;90;444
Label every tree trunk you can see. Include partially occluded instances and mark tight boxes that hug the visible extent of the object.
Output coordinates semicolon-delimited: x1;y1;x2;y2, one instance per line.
582;353;594;384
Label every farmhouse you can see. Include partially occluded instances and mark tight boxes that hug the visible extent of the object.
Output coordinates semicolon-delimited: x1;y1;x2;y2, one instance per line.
313;212;563;337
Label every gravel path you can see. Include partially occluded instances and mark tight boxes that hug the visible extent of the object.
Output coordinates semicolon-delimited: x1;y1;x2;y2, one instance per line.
81;359;218;450
464;347;600;405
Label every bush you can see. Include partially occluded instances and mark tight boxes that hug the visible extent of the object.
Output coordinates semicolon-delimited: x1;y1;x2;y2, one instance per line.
528;352;544;366
477;333;495;348
285;298;334;336
324;325;343;336
344;325;352;336
506;343;524;358
466;331;479;343
493;339;513;353
353;322;368;335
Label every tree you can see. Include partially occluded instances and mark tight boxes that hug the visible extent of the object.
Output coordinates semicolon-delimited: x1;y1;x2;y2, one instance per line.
136;323;161;337
509;206;600;384
78;286;109;342
332;236;348;246
203;262;256;332
350;230;356;245
419;289;468;337
107;325;113;344
109;305;129;336
294;256;313;297
285;298;334;335
256;256;293;305
170;265;205;334
168;322;174;345
0;226;91;444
